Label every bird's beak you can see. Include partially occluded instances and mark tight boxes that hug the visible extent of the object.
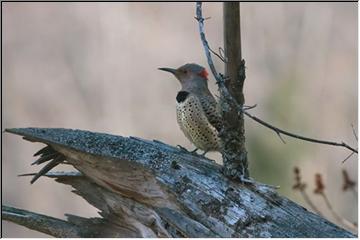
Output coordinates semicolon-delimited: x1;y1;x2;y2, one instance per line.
158;67;177;75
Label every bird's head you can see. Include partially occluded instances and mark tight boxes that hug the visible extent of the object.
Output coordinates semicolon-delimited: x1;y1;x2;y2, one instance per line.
159;63;209;91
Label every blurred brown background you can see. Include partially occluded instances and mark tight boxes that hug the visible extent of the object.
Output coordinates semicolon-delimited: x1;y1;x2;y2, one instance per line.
2;2;357;237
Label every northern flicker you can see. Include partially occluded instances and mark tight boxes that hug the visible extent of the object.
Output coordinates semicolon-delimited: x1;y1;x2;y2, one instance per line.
159;63;222;154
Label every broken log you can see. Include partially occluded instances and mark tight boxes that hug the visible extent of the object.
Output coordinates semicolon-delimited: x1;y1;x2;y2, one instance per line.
2;128;356;237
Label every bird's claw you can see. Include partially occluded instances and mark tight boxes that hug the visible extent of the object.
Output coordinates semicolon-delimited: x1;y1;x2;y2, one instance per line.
177;145;199;155
191;148;199;154
200;150;209;156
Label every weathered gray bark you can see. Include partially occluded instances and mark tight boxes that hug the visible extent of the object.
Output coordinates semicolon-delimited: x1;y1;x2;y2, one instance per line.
221;2;248;179
2;128;355;237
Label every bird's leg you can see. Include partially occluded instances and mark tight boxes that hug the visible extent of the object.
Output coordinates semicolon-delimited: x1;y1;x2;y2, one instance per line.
191;148;199;153
201;150;209;156
176;145;188;152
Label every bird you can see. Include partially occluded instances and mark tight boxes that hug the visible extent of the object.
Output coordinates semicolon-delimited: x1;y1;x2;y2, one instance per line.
159;63;222;155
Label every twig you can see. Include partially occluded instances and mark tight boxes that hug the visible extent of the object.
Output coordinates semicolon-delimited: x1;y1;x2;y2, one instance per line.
276;132;287;144
196;2;244;116
342;169;357;199
242;110;358;154
219;47;228;62
194;16;211;21
342;152;355;163
195;2;358;157
292;167;323;216
351;124;358;142
243;104;257;111
314;173;357;232
300;191;322;216
195;2;221;81
194;14;224;63
196;3;246;124
209;46;226;63
195;3;237;102
321;193;357;232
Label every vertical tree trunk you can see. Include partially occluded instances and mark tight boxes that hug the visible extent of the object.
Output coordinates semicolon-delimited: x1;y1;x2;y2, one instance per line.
221;2;248;178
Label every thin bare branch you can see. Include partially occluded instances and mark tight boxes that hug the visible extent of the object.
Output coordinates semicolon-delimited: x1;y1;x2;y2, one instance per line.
195;3;242;112
292;167;323;216
276;132;287;144
321;193;357;232
351;124;358;142
242;109;358;154
342;152;355;163
209;46;226;62
300;191;323;217
219;47;227;62
196;2;357;157
313;173;357;232
243;104;257;111
195;3;221;80
341;169;357;199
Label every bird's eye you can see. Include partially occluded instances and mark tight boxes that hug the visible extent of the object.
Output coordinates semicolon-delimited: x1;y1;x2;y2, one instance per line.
182;69;188;74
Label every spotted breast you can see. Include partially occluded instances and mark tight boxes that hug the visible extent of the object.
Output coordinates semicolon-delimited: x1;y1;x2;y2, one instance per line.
176;91;221;152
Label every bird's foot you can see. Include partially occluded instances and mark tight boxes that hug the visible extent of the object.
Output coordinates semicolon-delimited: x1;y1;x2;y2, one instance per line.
239;176;255;185
177;145;199;154
191;148;199;154
200;150;209;156
176;146;214;161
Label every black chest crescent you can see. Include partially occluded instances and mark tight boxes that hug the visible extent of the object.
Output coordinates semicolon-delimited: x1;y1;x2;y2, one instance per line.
176;91;190;103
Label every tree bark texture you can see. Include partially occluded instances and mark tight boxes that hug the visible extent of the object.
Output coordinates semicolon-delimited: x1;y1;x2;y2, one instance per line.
220;2;248;179
2;128;355;238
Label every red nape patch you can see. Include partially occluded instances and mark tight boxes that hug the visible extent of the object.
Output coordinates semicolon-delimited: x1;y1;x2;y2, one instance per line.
198;69;209;79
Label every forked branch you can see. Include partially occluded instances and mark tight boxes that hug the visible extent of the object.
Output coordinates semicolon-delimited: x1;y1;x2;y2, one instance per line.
195;2;357;156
